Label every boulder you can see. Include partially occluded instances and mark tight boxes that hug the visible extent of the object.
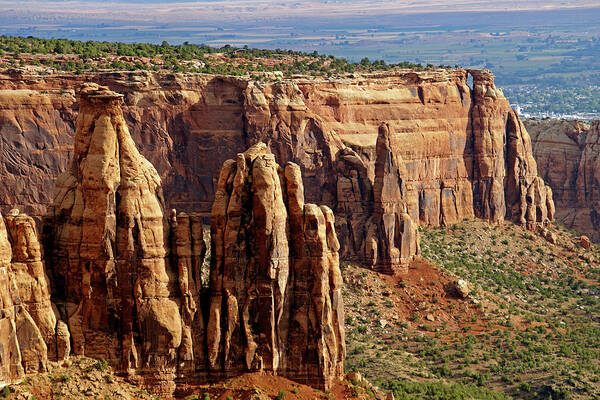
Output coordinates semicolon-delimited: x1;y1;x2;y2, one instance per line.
580;235;591;250
454;280;470;299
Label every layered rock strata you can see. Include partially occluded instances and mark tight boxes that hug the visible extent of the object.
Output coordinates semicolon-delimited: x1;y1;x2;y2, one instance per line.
0;69;553;273
527;119;600;241
0;209;66;385
41;84;344;394
43;83;185;394
207;144;345;389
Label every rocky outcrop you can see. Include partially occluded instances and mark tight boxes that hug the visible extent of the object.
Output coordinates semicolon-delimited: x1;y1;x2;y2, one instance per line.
342;123;420;274
505;111;554;228
0;208;60;385
171;211;207;374
1;69;553;273
39;84;344;394
370;123;420;273
207;143;344;389
0;212;26;384
43;83;183;394
526;119;598;242
4;209;62;363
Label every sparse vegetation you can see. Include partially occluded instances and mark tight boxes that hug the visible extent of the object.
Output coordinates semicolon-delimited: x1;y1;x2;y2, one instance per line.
344;219;600;399
0;35;452;80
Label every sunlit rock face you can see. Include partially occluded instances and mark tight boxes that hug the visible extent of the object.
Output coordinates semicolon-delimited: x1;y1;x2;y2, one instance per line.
0;207;67;386
2;69;553;275
41;84;344;395
527;119;600;242
43;83;183;394
207;143;345;390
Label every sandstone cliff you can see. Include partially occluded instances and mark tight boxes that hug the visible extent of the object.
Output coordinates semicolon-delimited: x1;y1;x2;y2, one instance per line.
0;69;553;273
526;119;599;241
39;84;344;395
208;143;344;389
0;208;66;385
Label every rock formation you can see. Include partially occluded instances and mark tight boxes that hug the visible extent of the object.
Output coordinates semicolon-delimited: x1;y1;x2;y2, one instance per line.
527;119;600;242
0;208;64;385
43;83;183;394
1;69;554;273
0;212;26;384
39;84;344;394
171;211;207;374
207;143;345;389
4;209;61;363
367;123;420;273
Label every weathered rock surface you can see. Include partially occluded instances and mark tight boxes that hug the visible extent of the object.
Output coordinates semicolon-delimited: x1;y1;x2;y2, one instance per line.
43;83;183;394
171;211;207;374
527;119;600;242
0;69;553;273
4;210;59;361
208;143;345;389
0;212;25;384
37;85;344;394
0;209;58;384
366;123;420;273
580;235;592;250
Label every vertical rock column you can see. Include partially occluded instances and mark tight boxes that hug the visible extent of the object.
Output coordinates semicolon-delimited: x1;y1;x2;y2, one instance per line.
207;143;290;376
207;143;345;390
172;211;206;373
4;210;66;362
469;69;508;222
366;124;420;274
469;69;554;228
0;213;24;384
0;211;51;384
44;83;182;394
284;163;346;389
505;111;554;228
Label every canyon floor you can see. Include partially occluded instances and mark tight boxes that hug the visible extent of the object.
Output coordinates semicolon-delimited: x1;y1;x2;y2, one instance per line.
344;219;600;399
2;219;598;400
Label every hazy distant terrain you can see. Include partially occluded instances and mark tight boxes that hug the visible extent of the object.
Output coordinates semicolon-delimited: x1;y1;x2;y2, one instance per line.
2;0;599;117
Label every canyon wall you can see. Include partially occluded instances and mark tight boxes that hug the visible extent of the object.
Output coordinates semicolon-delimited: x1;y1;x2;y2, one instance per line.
39;83;344;395
0;68;557;394
526;119;600;242
0;207;69;385
208;143;344;388
0;69;553;272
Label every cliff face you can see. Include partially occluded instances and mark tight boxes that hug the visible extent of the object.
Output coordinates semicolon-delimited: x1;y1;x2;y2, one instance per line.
526;119;599;241
0;208;68;385
208;143;344;388
0;69;553;273
38;84;345;394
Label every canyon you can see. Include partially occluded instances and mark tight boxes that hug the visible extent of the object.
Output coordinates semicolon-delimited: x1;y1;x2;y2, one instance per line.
0;68;553;274
0;67;559;396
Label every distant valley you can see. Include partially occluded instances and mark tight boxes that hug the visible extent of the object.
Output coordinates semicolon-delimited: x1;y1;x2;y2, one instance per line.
1;2;599;118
